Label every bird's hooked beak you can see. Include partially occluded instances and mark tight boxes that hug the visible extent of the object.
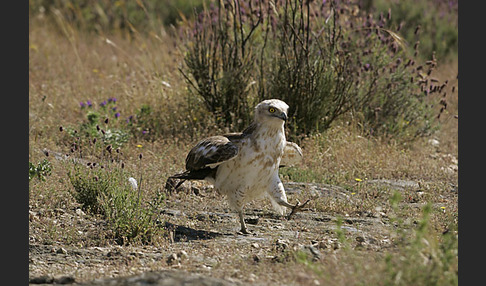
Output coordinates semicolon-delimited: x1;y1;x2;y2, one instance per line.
278;112;288;122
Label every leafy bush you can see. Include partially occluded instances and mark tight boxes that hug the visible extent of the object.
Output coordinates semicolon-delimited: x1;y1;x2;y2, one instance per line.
180;0;260;130
68;166;112;214
180;0;445;139
100;175;166;245
63;128;165;245
68;163;164;244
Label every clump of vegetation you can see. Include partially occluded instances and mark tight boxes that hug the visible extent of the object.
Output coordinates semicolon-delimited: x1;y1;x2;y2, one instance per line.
29;0;208;35
64;97;130;148
381;193;458;285
29;159;52;182
62;126;165;245
366;0;458;62
180;0;259;130
68;165;114;215
180;0;447;139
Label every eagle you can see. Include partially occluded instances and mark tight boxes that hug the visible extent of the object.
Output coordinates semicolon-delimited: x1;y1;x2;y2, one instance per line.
166;99;309;234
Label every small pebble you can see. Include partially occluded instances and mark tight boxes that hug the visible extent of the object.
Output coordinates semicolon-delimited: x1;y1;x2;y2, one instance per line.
56;247;68;254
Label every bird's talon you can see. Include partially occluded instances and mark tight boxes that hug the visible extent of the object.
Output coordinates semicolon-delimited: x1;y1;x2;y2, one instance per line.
237;229;251;235
287;199;311;220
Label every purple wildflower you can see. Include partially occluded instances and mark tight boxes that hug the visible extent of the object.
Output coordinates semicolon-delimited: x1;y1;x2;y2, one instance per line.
142;130;148;135
86;100;93;107
115;112;120;118
80;102;86;108
100;100;107;107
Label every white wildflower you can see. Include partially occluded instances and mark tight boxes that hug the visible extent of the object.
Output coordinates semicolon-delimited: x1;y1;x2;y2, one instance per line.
128;177;138;191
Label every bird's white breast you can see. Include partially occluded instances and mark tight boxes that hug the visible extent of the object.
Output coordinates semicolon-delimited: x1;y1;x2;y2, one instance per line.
214;126;286;205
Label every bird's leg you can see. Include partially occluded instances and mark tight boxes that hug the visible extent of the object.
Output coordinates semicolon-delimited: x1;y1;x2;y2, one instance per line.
270;179;310;219
237;210;251;235
287;199;311;220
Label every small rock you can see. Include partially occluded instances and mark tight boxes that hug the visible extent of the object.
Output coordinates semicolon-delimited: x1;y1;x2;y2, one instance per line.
75;208;85;216
275;239;289;251
196;214;207;221
29;276;54;284
317;241;328;249
448;164;458;172
248;273;257;283
332;241;340;250
29;211;38;222
178;250;188;260
166;253;178;265
305;245;321;260
428;138;440;148
107;250;121;257
252;254;261;263
251;243;260;249
54;276;75;284
245;217;259;225
56;247;68;254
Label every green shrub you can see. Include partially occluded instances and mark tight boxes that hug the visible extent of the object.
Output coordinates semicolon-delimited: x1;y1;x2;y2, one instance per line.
29;159;52;182
180;0;260;130
67;158;165;245
63;126;165;245
68;166;112;214
181;0;444;139
99;175;166;245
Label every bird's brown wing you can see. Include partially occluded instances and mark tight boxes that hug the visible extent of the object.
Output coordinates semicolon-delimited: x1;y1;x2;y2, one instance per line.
185;135;240;171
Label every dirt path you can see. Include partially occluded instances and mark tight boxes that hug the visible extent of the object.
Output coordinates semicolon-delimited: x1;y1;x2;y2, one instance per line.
29;180;455;285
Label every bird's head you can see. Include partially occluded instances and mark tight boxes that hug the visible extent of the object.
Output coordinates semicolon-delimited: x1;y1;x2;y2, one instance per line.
254;99;289;126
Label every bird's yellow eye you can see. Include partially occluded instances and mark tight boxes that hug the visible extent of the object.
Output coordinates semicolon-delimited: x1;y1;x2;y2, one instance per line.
268;107;276;113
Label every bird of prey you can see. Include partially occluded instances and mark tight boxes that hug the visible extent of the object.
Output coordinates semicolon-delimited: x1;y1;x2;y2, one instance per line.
166;99;308;234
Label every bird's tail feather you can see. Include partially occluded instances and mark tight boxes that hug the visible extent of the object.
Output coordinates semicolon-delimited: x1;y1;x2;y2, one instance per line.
165;171;190;192
165;168;214;192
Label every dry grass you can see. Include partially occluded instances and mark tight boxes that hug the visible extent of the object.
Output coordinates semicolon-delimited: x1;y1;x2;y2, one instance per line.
29;12;458;285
